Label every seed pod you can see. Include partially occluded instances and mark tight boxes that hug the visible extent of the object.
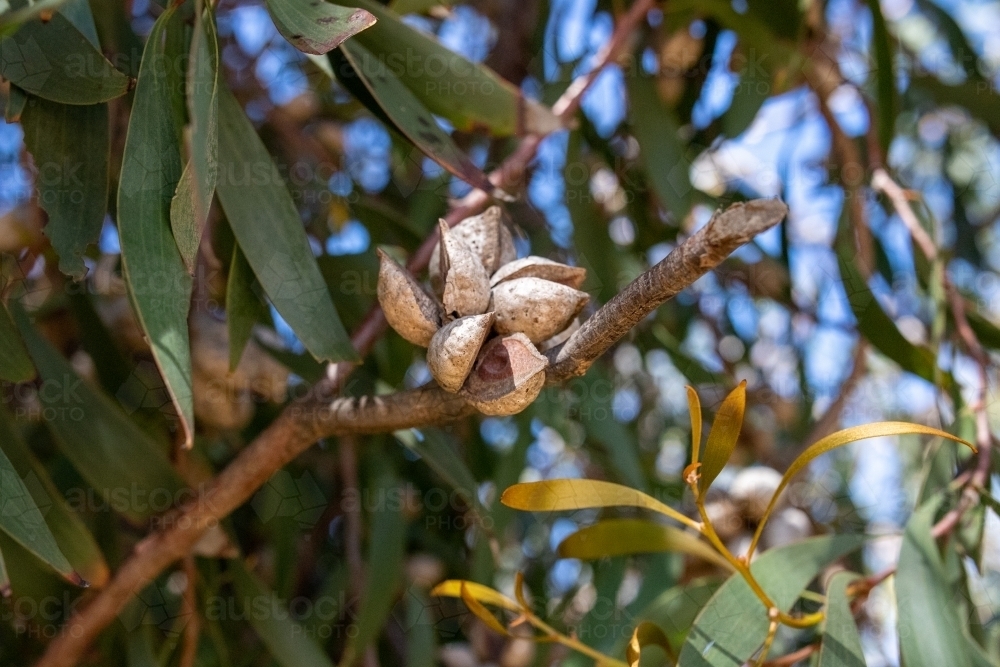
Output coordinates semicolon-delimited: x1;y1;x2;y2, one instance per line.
537;316;579;352
490;277;589;343
461;333;548;416
430;207;515;289
439;220;491;318
376;248;441;347
427;312;494;393
490;256;586;289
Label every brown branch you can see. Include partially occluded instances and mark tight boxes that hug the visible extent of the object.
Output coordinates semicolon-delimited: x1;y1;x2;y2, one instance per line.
761;642;819;666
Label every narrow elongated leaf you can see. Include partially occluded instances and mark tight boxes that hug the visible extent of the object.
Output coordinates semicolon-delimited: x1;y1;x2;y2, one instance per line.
118;5;194;448
216;88;356;362
339;467;407;667
698;381;746;493
265;0;374;55
557;518;733;570
721;47;770;138
0;407;108;586
226;245;266;371
627;72;690;221
460;582;510;636
406;590;436;667
0;424;76;582
749;422;973;555
0;302;34;382
13;304;186;525
430;580;520;612
229;561;336;667
677;534;866;667
395;429;487;519
866;0;895;154
501;479;698;530
170;5;219;273
817;572;866;667
340;40;495;194
911;73;1000;136
0;8;129;103
686;386;702;464
627;622;674;667
897;496;973;667
612;579;720;656
21;96;108;279
331;0;559;136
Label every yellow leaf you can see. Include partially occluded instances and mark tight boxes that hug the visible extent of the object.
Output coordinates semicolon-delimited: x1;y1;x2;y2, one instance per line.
686;385;702;466
557;518;734;571
626;622;675;667
460;582;510;636
699;381;747;494
501;479;700;531
430;580;521;612
748;422;975;556
513;571;532;610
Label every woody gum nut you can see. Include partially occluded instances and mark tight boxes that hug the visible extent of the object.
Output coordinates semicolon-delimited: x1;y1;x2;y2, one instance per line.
489;255;587;289
439;220;491;318
376;248;441;347
429;207;515;290
427;312;494;393
490;277;590;343
461;333;548;416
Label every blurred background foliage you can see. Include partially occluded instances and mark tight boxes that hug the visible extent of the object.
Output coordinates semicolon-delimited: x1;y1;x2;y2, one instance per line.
0;0;1000;665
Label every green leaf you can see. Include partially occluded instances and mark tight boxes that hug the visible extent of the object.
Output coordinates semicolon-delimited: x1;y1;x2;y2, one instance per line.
0;407;109;587
817;571;866;667
0;0;69;38
226;245;267;371
0;8;130;104
265;0;374;55
331;0;559;136
118;4;194;448
910;73;1000;136
339;40;496;194
0;301;34;382
749;421;972;556
501;479;700;531
0;418;77;582
405;589;437;667
0;546;9;596
698;381;746;493
897;496;973;667
21;96;108;279
13;304;186;525
339;467;407;667
612;579;720;655
395;428;487;519
170;5;219;274
229;560;336;667
721;47;770;138
557;518;733;571
677;534;866;667
216;87;357;363
627;72;690;221
59;0;98;45
866;0;895;154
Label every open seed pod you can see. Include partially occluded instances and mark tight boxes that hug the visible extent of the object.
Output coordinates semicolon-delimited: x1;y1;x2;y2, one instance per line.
376;248;442;347
490;256;586;289
490;277;589;343
461;333;548;416
438;220;491;319
427;312;494;393
430;206;515;290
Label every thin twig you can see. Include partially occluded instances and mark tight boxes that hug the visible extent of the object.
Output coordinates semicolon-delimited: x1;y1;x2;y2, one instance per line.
761;642;819;666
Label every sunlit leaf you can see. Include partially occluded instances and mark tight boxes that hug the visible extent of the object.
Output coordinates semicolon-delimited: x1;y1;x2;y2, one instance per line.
430;580;521;612
500;479;700;531
0;302;34;382
265;0;374;55
170;4;219;274
0;407;108;587
21;96;108;279
686;386;702;465
698;381;746;494
118;4;194;448
0;4;129;103
461;581;510;636
230;560;336;667
627;622;674;667
817;571;866;667
677;535;866;666
331;0;559;136
897;495;973;667
216;87;357;363
749;422;972;556
557;518;733;571
339;40;496;194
